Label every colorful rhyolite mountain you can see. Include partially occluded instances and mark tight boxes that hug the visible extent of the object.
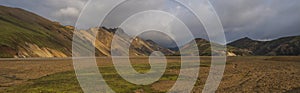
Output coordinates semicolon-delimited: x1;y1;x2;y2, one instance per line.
0;5;299;58
0;5;173;58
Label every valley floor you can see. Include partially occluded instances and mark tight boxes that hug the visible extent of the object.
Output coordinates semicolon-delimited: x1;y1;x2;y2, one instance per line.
0;56;299;93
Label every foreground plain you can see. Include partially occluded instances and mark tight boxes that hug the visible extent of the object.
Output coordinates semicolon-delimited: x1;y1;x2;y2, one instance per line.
0;56;299;93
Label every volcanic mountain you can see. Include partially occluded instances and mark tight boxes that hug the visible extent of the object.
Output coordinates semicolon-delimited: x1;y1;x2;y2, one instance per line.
177;38;252;56
1;5;299;57
0;5;174;58
228;36;300;56
0;5;74;58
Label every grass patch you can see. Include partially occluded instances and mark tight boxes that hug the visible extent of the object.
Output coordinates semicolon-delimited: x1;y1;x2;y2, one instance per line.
4;71;82;93
5;61;210;93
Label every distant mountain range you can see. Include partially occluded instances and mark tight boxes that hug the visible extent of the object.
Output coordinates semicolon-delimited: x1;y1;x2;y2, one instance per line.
0;5;299;58
173;38;252;56
228;36;300;56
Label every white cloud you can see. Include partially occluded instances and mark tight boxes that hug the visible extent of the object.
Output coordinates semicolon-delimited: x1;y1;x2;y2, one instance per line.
52;7;80;25
54;7;80;18
46;0;87;25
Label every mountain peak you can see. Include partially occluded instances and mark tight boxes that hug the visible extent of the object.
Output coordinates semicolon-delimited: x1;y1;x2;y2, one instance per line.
242;37;252;40
101;27;118;33
194;38;206;41
239;37;255;41
145;40;156;44
194;38;210;44
231;37;260;44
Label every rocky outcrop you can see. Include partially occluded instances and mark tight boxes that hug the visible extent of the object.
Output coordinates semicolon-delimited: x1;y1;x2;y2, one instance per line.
74;28;175;57
15;42;67;58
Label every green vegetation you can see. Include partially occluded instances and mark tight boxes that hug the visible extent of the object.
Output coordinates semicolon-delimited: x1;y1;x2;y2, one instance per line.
0;52;14;58
0;6;73;57
0;14;56;49
5;62;210;93
4;71;82;93
228;36;300;56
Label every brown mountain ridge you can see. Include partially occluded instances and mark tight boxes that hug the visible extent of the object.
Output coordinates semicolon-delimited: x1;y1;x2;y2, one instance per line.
0;5;175;58
228;36;300;56
0;5;299;58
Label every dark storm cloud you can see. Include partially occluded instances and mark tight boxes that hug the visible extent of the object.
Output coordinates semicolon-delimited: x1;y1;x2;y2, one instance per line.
1;0;300;45
211;0;300;42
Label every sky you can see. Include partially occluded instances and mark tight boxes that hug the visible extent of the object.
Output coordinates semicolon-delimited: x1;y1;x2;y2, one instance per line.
1;0;300;47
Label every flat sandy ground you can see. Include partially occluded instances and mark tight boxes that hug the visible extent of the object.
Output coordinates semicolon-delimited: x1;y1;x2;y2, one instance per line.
0;56;299;93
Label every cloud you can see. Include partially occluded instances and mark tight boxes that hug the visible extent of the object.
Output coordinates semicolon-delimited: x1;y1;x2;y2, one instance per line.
211;0;300;41
45;0;87;25
53;7;80;25
139;31;177;47
101;0;204;46
0;0;87;25
1;0;300;45
55;7;80;17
